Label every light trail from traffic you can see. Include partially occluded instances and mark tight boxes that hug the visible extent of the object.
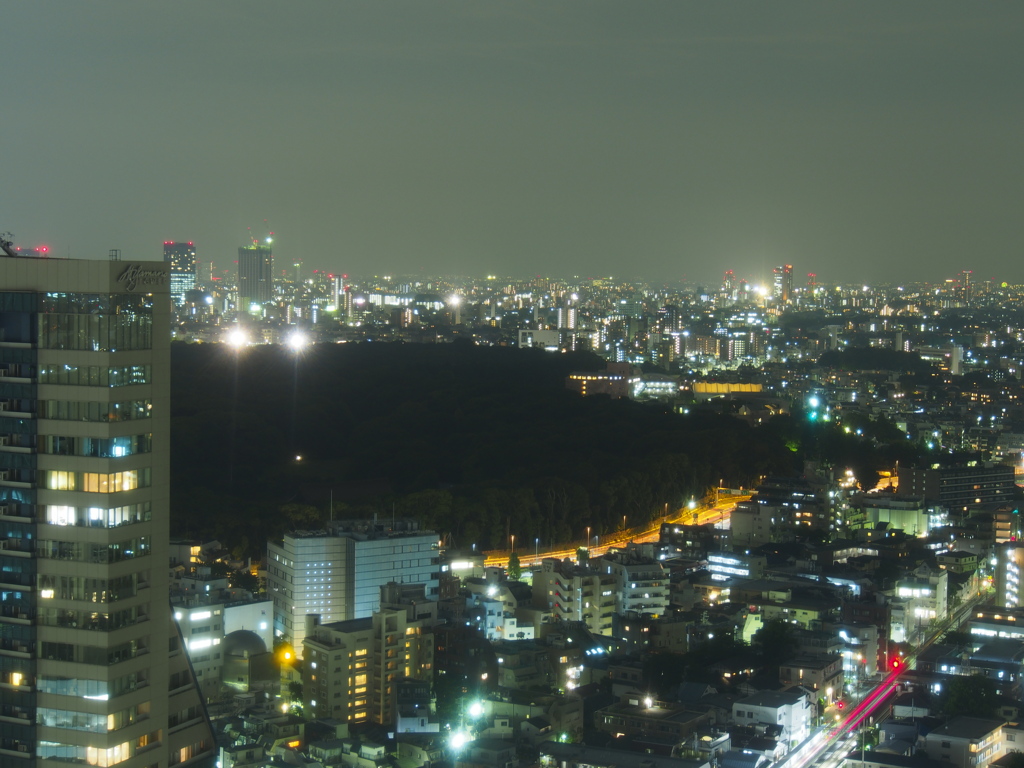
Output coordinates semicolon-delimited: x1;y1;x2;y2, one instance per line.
778;595;984;768
481;494;747;569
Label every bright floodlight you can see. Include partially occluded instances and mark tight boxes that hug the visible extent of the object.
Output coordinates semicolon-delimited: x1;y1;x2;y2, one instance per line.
449;731;469;751
449;294;461;306
227;328;248;348
468;701;484;718
288;331;308;351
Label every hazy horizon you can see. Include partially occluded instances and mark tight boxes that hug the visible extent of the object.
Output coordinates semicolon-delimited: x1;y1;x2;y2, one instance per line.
4;2;1022;286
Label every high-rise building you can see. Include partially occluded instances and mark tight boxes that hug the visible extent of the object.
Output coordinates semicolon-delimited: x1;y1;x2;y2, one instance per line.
959;270;973;303
773;264;794;303
237;243;273;309
163;241;197;307
0;253;214;765
266;519;439;655
723;269;735;296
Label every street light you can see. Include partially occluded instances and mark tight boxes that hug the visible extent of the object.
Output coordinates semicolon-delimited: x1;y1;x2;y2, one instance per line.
535;537;539;561
287;330;308;351
226;327;248;348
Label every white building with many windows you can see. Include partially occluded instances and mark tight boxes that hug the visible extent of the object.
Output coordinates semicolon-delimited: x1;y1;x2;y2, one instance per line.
600;549;669;618
267;518;438;654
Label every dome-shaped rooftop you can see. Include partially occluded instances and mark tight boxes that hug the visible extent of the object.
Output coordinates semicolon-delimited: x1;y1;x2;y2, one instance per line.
223;629;267;658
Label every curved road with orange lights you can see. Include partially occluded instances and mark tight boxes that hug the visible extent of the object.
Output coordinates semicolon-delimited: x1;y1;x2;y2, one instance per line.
482;494;748;569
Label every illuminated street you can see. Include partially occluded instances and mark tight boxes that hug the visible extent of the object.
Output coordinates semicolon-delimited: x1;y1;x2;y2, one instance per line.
483;494;746;569
775;596;982;768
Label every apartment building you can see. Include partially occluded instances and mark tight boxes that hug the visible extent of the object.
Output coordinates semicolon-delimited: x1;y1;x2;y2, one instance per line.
0;254;215;765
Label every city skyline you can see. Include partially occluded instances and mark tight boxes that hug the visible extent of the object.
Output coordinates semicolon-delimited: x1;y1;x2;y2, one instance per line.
4;2;1023;285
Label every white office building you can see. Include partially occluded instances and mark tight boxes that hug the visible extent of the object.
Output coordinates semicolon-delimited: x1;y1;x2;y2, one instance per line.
266;519;438;654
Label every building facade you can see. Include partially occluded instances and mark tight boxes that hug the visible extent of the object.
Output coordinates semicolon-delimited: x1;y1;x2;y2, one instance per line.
532;559;616;637
995;543;1024;609
301;589;436;726
0;255;214;765
162;242;196;307
266;520;439;654
236;244;273;308
732;690;813;746
898;462;1016;512
600;550;669;618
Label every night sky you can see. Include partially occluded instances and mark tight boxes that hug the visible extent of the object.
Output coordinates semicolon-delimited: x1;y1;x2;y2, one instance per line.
4;2;1022;286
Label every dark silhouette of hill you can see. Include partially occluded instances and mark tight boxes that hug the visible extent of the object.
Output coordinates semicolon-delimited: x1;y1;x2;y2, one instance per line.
170;342;798;556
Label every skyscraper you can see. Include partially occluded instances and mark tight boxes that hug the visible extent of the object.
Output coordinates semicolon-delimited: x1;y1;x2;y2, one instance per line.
237;243;273;309
0;250;214;765
773;264;794;303
163;241;197;307
958;269;973;303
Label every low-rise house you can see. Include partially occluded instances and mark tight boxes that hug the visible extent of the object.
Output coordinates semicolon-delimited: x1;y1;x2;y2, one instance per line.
778;654;843;702
937;550;979;574
923;716;1005;768
731;689;813;747
596;693;715;744
456;739;518;768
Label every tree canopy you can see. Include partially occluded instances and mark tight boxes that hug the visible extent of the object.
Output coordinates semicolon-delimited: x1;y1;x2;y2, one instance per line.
169;342;905;556
940;676;999;719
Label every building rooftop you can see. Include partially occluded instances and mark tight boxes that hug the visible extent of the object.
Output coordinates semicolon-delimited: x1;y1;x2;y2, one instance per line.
735;690;808;709
540;742;707;768
927;715;1003;741
315;617;374;635
780;655;841;670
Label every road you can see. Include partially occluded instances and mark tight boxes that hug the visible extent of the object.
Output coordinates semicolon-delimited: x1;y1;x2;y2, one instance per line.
481;494;746;569
777;595;983;768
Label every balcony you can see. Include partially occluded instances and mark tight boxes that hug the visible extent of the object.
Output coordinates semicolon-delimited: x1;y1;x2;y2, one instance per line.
0;609;31;625
0;505;31;523
0;539;32;558
0;640;31;659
